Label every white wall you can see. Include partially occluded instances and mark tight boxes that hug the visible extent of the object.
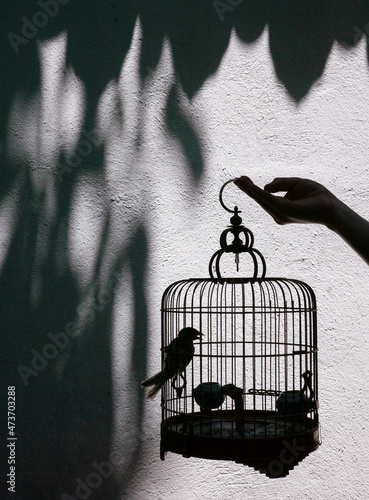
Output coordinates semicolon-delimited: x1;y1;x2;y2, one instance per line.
2;6;369;500
116;21;369;500
113;20;369;499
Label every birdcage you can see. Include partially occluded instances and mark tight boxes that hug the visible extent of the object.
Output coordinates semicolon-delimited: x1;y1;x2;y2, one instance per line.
159;180;320;478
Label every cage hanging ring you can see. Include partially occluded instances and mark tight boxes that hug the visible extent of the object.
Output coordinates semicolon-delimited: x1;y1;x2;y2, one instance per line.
219;179;242;213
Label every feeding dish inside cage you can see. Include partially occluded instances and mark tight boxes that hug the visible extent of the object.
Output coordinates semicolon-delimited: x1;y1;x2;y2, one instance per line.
159;180;320;478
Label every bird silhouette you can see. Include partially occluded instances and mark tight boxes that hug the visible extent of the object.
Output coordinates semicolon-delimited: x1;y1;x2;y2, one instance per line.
141;327;202;399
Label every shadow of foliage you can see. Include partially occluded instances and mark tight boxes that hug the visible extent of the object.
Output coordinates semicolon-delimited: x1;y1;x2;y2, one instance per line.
0;1;369;498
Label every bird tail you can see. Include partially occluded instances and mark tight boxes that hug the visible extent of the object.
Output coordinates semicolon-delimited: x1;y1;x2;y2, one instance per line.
141;371;165;399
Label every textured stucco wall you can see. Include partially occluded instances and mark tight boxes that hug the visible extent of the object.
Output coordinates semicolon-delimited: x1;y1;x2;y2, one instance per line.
1;3;369;499
125;25;369;500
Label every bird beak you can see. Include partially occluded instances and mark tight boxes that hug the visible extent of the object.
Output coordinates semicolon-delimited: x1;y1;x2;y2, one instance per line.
195;333;204;340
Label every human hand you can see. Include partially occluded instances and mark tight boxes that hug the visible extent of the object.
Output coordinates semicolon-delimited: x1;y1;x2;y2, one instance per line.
234;176;337;227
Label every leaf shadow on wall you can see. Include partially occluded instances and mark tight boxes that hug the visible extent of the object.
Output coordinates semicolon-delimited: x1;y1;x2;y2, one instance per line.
1;1;369;499
139;0;369;102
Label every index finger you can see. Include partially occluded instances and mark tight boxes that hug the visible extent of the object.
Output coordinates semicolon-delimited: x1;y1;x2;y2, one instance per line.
264;177;302;193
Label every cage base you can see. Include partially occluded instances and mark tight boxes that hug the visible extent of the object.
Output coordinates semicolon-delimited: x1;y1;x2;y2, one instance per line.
160;410;319;478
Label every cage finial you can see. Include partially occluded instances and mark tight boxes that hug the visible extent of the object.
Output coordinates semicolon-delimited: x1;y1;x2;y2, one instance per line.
209;179;266;281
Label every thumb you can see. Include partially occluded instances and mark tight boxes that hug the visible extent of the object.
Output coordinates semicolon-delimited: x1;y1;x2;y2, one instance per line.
235;177;282;208
233;176;254;192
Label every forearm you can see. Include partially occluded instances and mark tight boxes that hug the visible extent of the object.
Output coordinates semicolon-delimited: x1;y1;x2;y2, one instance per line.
326;198;369;265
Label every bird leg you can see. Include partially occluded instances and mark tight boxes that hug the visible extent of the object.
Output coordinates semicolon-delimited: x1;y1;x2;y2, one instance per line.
171;373;187;398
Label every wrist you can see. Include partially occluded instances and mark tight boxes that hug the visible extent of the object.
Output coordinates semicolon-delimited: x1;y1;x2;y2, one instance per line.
324;196;346;232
